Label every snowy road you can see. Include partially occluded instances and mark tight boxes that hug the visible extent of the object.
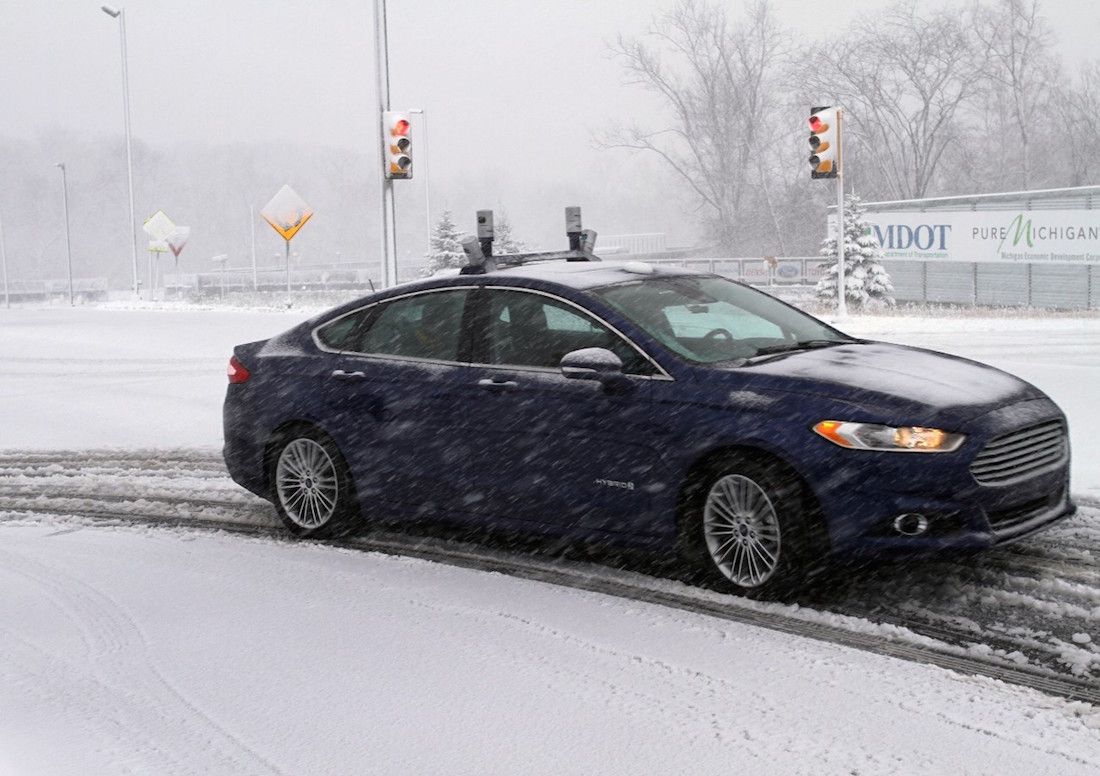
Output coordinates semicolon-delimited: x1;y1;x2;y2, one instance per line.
1;449;1097;694
2;517;1099;776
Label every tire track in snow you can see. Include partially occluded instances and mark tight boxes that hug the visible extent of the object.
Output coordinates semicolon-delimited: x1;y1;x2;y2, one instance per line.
1;450;1098;703
0;544;291;776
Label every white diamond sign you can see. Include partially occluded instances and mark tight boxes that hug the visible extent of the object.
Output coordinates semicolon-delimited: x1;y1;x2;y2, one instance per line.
261;185;313;241
143;210;176;242
166;226;191;259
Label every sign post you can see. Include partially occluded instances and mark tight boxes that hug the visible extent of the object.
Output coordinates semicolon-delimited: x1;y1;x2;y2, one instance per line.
143;210;177;298
261;185;314;294
147;239;168;295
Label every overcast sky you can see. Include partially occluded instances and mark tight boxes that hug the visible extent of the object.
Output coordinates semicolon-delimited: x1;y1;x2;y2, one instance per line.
2;0;1098;253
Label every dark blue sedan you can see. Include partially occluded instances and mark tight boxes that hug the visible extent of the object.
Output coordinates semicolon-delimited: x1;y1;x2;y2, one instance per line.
223;258;1074;597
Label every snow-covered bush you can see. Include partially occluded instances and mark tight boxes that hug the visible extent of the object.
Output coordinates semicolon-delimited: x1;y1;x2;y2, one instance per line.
816;194;895;310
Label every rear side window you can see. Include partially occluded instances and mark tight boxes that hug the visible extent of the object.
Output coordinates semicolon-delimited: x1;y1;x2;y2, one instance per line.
316;310;370;350
351;289;470;361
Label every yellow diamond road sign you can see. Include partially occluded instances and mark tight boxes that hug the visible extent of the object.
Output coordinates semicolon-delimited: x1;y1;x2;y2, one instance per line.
143;210;176;242
261;185;314;241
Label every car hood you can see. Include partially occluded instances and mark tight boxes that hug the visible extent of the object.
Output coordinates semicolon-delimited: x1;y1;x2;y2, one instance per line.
718;341;1045;425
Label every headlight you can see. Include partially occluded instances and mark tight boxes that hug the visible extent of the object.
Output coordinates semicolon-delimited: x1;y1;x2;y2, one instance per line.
813;421;965;453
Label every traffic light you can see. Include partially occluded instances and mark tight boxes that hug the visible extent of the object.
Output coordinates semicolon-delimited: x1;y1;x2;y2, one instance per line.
809;106;839;179
383;111;412;180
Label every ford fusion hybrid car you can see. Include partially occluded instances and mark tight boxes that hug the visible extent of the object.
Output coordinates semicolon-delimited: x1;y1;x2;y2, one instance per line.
223;255;1074;598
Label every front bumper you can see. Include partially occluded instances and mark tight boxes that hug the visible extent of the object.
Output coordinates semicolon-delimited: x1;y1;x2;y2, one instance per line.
809;398;1074;557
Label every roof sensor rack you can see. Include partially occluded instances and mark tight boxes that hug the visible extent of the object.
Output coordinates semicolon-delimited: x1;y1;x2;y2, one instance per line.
460;206;599;275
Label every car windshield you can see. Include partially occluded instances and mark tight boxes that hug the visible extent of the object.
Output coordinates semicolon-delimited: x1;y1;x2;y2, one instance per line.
591;274;851;364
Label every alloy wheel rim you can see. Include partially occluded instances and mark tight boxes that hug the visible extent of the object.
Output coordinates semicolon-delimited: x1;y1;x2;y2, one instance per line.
703;474;781;588
276;439;339;529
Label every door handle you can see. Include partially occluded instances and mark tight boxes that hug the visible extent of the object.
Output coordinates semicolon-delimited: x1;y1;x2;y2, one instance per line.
331;369;366;380
477;377;519;392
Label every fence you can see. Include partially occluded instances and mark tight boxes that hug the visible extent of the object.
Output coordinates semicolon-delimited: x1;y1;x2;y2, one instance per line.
602;233;668;255
1;277;109;303
163;267;377;297
644;257;1100;310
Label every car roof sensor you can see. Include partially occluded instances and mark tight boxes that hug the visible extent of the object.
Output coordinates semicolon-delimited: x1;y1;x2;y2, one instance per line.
460;207;600;275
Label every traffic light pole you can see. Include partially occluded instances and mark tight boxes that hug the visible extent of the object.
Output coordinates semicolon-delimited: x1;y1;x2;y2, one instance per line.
373;0;399;288
835;108;847;319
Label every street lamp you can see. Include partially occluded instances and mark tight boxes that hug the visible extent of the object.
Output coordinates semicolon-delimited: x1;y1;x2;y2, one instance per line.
408;107;432;255
55;163;75;306
100;4;140;299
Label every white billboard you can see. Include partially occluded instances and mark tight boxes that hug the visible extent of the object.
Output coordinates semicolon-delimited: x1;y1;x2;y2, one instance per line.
857;209;1100;264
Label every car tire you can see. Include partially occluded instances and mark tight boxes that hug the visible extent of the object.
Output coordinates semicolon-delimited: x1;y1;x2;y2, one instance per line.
267;427;362;539
680;452;814;600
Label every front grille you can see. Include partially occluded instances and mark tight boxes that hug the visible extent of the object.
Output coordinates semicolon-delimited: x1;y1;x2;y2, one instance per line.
970;419;1067;485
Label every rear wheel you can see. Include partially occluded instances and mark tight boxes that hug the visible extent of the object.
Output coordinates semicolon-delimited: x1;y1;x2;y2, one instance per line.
269;430;361;538
681;453;813;599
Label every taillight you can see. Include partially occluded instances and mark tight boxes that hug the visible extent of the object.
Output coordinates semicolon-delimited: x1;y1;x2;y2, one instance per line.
227;355;251;384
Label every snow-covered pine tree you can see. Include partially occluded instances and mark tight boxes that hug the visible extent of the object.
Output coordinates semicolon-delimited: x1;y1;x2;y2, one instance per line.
494;211;526;255
422;210;467;276
815;194;895;310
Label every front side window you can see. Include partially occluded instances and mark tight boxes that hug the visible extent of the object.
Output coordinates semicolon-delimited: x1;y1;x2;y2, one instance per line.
484;289;653;375
592;275;849;364
348;289;470;361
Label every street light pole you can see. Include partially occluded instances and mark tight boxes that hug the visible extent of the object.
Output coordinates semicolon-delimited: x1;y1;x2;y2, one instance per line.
249;203;258;291
409;107;431;256
101;5;140;299
0;207;10;309
55;163;75;307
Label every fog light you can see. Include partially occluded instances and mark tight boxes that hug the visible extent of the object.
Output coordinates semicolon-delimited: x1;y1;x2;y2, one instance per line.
893;513;929;536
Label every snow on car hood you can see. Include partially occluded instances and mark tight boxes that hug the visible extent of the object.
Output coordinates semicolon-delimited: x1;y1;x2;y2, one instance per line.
732;342;1042;420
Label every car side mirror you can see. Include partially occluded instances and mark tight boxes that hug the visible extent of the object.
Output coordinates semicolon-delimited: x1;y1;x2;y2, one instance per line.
560;348;631;391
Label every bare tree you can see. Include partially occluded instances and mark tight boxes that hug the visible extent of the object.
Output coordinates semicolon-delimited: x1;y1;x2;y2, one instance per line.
601;0;786;251
802;0;980;200
1054;60;1100;187
971;0;1058;190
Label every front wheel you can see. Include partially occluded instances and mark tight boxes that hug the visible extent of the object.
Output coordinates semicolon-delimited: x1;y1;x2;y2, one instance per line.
681;453;814;599
269;430;361;538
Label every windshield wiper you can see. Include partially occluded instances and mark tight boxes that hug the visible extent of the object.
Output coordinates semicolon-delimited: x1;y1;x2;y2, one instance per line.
732;339;850;365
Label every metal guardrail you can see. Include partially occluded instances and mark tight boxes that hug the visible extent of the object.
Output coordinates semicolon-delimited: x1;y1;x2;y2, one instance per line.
163;267;376;295
645;257;828;286
1;277;109;302
643;257;1100;310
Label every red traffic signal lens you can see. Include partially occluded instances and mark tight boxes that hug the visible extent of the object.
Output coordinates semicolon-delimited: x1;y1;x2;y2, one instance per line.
809;116;823;132
392;119;410;136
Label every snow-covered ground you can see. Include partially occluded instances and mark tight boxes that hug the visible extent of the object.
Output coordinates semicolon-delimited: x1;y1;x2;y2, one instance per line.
2;520;1098;776
1;307;1097;498
0;308;304;449
2;305;1099;773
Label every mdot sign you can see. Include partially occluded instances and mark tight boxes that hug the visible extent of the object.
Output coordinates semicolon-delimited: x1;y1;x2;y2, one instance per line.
861;209;1100;264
